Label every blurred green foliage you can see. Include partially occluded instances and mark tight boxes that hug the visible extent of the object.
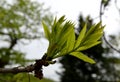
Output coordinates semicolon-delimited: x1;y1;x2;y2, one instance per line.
0;73;54;82
0;0;53;81
12;73;54;82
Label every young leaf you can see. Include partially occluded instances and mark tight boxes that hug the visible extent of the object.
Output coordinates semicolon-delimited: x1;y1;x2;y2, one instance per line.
46;16;76;59
84;32;103;44
75;22;104;51
70;52;95;64
66;27;75;52
53;23;75;58
57;25;73;47
74;24;87;49
85;24;96;37
85;22;101;38
42;21;50;40
51;16;64;41
76;41;101;51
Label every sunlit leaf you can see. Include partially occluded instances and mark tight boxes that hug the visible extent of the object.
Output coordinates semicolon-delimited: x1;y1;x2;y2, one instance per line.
76;41;101;51
52;16;65;38
42;21;50;40
74;24;87;49
84;32;102;44
85;24;96;37
70;52;95;64
57;23;73;45
85;22;101;37
66;27;75;52
46;16;75;58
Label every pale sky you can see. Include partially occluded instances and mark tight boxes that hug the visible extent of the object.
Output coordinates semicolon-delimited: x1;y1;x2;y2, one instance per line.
39;0;120;35
17;0;120;81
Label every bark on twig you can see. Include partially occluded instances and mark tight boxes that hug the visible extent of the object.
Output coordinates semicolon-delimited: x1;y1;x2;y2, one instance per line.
0;64;35;73
0;59;46;79
0;54;56;80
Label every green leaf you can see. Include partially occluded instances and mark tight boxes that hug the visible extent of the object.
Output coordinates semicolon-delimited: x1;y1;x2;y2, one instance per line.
76;41;101;51
74;24;87;49
52;16;65;38
84;24;96;38
46;16;76;58
56;21;75;47
84;32;102;44
57;25;73;47
53;24;75;58
42;21;50;40
70;52;95;64
94;22;101;29
66;27;75;52
85;22;101;37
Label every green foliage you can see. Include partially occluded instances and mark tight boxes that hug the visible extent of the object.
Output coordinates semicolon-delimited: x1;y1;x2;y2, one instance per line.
70;52;95;63
0;0;52;67
42;16;104;64
12;73;54;82
0;0;52;41
0;48;28;66
0;73;54;82
0;0;53;81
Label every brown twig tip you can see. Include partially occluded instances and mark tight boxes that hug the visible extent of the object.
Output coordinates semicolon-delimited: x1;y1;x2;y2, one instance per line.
34;59;43;79
34;58;56;79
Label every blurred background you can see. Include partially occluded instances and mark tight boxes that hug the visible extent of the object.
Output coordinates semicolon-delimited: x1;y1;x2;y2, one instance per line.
0;0;120;82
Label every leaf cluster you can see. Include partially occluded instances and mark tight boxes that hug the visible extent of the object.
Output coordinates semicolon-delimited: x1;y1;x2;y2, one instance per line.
42;16;104;64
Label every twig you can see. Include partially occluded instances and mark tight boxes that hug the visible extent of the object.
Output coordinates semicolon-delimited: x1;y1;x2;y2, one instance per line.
99;0;120;53
0;64;35;73
103;33;120;53
0;59;45;79
0;54;56;80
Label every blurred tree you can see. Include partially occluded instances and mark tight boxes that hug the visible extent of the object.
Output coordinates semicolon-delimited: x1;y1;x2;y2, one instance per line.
0;0;52;67
0;0;53;81
59;15;120;82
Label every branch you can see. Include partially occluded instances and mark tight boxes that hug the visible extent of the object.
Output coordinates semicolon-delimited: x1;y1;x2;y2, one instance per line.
103;33;120;53
0;64;35;73
0;32;9;35
0;59;46;79
99;0;120;53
